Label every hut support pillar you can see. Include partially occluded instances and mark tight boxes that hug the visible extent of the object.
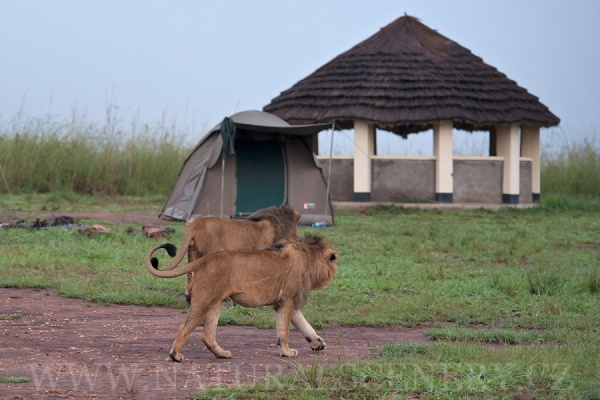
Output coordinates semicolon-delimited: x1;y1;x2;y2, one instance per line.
521;126;541;202
497;124;521;204
489;127;497;156
353;121;375;202
434;121;453;203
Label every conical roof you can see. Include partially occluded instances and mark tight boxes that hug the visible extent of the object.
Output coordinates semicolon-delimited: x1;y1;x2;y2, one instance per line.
264;15;560;137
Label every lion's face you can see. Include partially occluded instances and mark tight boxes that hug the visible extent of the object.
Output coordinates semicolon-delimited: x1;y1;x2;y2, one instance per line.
267;234;338;292
301;234;337;290
322;250;338;286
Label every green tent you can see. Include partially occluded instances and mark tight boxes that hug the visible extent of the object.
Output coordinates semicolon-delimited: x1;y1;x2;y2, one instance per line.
160;110;334;225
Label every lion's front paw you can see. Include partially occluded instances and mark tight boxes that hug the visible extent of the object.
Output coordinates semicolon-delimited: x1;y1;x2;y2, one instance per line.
280;348;299;357
169;352;184;362
308;336;326;351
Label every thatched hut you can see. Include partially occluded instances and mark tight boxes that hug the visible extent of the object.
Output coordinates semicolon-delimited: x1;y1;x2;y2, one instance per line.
264;15;559;204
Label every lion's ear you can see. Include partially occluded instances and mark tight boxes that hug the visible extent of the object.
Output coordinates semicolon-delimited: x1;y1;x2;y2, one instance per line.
329;252;337;261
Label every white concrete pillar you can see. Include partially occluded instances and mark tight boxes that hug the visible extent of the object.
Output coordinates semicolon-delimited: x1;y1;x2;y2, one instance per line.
496;124;521;204
353;121;375;202
521;126;541;202
434;121;453;202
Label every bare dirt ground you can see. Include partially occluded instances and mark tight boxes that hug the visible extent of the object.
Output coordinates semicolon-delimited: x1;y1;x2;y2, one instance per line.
0;211;429;400
0;288;428;400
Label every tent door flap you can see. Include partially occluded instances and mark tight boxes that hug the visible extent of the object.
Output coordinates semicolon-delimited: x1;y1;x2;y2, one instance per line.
235;139;286;214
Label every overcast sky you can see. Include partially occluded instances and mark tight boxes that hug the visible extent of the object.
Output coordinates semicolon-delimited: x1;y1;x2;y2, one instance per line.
1;1;598;155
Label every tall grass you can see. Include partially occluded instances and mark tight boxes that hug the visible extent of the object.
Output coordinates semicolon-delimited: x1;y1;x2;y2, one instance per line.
541;135;600;198
1;110;599;199
0;106;190;196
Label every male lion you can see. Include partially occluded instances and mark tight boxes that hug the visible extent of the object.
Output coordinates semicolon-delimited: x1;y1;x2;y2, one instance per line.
145;235;338;362
148;206;326;351
149;205;301;301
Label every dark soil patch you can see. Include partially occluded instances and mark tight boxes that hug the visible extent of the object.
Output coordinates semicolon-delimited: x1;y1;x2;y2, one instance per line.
0;211;166;226
58;211;166;225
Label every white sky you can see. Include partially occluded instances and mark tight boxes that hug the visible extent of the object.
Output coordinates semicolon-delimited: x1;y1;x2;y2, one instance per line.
1;1;598;155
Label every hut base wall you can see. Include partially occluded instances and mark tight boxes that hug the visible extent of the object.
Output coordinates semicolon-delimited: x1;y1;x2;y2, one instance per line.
317;156;534;204
372;157;436;202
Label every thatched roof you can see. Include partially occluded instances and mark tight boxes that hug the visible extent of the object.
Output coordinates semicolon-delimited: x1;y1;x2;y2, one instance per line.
264;15;560;137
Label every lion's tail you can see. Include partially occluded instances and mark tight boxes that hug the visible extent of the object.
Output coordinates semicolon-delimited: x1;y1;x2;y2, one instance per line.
145;243;197;278
147;228;195;271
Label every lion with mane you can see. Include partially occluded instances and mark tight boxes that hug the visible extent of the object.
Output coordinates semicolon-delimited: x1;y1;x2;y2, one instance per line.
145;234;338;362
147;205;329;352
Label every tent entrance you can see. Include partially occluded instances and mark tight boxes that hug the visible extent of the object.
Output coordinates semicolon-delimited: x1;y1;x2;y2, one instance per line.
235;138;286;214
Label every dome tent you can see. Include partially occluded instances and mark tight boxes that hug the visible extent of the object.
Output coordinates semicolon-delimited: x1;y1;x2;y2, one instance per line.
160;110;334;225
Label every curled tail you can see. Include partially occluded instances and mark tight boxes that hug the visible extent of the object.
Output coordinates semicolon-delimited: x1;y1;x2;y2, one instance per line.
150;226;197;271
147;242;178;269
145;243;197;278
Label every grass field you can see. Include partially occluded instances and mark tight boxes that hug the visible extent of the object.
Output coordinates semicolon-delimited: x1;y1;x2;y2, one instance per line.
1;116;599;398
1;195;599;399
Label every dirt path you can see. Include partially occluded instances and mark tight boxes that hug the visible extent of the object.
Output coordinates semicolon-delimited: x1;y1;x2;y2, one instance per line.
0;288;428;399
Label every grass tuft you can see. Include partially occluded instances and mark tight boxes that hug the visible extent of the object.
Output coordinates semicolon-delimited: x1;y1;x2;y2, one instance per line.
426;327;545;345
378;342;429;357
0;313;22;320
526;268;565;296
583;271;600;294
0;376;31;384
540;194;600;211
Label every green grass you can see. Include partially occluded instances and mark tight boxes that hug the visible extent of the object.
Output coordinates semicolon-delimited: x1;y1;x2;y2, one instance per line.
0;192;165;220
0;376;31;384
1;201;599;398
199;341;599;399
426;327;546;345
0;313;22;320
0;216;185;308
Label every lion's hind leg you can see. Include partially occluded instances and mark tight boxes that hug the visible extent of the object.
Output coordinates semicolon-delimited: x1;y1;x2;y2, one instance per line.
184;239;199;303
169;300;218;362
201;301;232;359
169;312;204;362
